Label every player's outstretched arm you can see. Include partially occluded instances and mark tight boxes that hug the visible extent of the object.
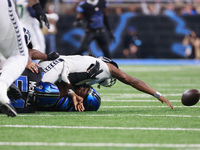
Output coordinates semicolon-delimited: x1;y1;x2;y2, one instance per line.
28;0;50;29
107;63;173;109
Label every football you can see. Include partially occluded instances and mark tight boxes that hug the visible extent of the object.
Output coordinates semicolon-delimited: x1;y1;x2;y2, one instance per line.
181;89;200;106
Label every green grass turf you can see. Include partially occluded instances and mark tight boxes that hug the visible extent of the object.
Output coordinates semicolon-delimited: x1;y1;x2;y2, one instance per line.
0;65;200;150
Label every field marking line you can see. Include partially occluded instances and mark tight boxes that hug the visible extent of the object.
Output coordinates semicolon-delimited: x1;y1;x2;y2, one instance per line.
13;114;200;118
101;106;200;108
101;100;180;102
101;94;182;96
0;125;200;131
0;142;200;148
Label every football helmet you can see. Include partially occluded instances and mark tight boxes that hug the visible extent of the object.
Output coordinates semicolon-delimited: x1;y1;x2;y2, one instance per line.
57;87;101;111
23;27;31;46
98;56;118;87
34;82;60;107
84;88;101;111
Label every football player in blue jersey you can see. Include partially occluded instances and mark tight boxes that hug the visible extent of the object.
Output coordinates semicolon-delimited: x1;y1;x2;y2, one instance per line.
73;0;115;58
35;83;101;112
9;71;101;113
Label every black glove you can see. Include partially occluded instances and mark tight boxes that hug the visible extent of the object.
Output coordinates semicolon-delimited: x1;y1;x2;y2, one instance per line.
47;52;60;60
32;3;50;29
87;61;103;79
109;31;115;42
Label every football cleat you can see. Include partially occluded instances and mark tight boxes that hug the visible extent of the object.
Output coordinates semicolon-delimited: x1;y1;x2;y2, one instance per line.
0;103;17;117
7;83;22;100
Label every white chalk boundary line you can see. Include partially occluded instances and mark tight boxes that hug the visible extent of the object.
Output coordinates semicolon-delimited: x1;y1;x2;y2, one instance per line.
101;106;200;108
0;125;200;131
13;114;200;118
102;100;181;102
0;142;200;148
101;93;182;96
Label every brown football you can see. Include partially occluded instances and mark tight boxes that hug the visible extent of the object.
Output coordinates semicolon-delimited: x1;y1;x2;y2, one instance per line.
181;89;200;106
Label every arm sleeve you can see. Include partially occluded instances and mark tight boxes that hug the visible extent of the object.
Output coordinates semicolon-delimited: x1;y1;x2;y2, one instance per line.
27;6;36;17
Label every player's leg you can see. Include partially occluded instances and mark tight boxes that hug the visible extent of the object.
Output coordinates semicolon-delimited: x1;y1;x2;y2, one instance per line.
75;30;94;55
0;0;28;117
96;32;111;58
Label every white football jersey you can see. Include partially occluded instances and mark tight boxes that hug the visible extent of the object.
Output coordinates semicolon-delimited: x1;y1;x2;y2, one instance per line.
15;0;46;53
15;0;38;25
39;55;112;85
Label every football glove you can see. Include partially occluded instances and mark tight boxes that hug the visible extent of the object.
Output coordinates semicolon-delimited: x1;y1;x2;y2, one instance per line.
47;52;60;60
32;3;50;29
87;61;103;79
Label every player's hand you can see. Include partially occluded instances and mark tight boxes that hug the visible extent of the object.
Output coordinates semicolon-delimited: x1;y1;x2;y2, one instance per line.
32;3;50;29
87;61;103;79
71;93;85;112
109;31;115;42
26;61;40;73
158;96;174;109
47;52;60;60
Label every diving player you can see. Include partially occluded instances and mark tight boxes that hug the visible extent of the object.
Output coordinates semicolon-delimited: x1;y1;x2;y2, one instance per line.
0;0;49;117
73;0;114;58
38;55;174;109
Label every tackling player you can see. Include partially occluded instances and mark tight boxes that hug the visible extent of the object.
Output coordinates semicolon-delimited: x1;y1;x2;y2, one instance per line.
73;0;115;58
0;0;49;117
39;55;174;110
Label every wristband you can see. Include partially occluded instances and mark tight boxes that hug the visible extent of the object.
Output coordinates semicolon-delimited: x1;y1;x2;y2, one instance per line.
154;91;162;98
68;89;75;95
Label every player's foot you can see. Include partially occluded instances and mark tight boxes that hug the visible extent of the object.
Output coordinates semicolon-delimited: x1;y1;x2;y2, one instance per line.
7;83;22;100
0;103;17;117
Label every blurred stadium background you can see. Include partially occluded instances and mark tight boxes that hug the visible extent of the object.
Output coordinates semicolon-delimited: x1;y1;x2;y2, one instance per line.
40;0;200;60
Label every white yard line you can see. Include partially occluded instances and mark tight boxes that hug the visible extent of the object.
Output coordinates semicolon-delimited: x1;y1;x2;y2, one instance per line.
13;114;200;118
0;142;200;148
101;100;180;102
101;93;182;97
0;125;200;131
101;106;200;108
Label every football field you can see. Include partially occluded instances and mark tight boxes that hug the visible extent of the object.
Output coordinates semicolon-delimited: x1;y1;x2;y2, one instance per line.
0;65;200;150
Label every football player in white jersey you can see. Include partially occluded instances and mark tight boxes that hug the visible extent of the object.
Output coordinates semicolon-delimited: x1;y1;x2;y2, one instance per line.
38;55;174;110
0;0;49;117
16;0;46;53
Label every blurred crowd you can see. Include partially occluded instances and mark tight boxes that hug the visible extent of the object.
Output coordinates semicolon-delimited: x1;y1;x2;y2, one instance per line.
42;0;200;16
41;0;200;59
